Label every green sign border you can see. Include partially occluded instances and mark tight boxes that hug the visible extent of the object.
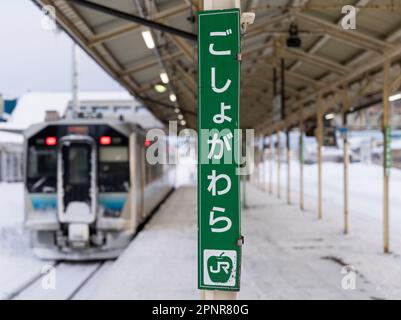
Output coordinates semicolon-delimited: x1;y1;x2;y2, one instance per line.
197;8;242;292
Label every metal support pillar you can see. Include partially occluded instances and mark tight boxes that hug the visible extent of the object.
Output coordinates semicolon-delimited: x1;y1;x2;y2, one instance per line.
269;135;273;194
277;131;281;199
316;96;323;219
342;90;350;235
383;59;391;253
286;130;291;205
299;107;304;211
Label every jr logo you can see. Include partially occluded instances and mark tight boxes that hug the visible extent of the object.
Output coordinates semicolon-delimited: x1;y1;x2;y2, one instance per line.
203;250;237;287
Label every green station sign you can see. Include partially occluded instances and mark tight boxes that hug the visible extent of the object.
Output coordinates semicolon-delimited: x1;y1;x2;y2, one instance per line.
198;9;241;291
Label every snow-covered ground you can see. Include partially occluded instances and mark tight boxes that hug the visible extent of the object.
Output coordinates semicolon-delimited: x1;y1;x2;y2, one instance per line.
78;181;401;299
0;183;45;299
256;160;401;243
1;159;401;299
0;157;197;300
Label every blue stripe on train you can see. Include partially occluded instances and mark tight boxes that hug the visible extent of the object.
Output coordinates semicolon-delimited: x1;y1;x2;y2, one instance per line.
99;194;127;211
31;194;127;211
31;194;57;210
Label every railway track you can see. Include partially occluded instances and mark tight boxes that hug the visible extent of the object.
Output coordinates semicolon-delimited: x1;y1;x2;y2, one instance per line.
2;189;175;300
4;261;112;300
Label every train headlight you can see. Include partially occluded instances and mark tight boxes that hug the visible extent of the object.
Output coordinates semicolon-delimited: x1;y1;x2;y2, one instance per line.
100;136;112;145
45;136;57;146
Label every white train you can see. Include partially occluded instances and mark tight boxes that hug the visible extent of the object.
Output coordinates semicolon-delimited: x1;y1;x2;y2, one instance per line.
23;119;174;260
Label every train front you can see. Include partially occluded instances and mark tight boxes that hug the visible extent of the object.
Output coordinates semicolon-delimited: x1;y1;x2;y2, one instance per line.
24;121;134;260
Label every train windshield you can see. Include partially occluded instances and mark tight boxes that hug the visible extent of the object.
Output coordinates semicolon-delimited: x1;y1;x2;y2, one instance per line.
99;146;129;192
27;146;57;193
67;146;90;185
62;144;92;206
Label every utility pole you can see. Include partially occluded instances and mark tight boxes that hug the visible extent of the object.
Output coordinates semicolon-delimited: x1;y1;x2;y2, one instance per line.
71;42;79;118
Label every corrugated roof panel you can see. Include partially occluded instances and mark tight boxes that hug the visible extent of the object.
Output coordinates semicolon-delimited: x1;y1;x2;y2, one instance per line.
315;38;361;64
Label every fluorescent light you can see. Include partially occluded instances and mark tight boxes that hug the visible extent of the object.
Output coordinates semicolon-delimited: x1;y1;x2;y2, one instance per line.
160;72;169;84
154;84;167;93
325;113;335;120
169;93;177;102
178;114;184;120
180;120;186;126
389;93;401;102
141;30;155;49
174;108;180;113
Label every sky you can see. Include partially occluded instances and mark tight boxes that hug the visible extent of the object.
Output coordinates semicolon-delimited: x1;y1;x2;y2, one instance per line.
0;0;125;98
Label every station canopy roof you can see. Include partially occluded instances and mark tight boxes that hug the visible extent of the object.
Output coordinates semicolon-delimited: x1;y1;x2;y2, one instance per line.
34;0;401;133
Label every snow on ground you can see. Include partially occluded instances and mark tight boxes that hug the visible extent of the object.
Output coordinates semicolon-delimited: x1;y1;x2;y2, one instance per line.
240;183;401;299
81;181;401;299
81;187;199;299
175;156;197;188
257;160;401;245
1;159;401;299
0;183;44;299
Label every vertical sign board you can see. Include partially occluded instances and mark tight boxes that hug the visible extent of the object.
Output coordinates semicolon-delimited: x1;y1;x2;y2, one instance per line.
198;9;241;291
384;125;392;176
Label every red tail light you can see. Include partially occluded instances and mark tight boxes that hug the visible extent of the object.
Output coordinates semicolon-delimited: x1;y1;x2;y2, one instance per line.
144;139;151;147
100;136;112;145
45;137;57;146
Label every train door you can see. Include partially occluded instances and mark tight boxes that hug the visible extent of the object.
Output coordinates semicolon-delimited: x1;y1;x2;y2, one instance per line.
57;136;97;224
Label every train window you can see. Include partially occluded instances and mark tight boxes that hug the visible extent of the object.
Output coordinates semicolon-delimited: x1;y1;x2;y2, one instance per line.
68;146;90;185
100;147;128;162
27;146;57;193
98;146;129;193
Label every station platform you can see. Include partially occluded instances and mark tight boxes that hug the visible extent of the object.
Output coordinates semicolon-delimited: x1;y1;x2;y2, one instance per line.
77;184;401;300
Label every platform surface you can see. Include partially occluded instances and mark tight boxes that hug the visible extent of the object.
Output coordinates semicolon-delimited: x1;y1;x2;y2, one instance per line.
79;184;401;300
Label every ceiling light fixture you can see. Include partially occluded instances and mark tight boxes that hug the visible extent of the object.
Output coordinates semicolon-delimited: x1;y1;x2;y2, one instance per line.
169;93;177;102
389;93;401;102
154;84;167;93
141;30;155;49
160;72;169;84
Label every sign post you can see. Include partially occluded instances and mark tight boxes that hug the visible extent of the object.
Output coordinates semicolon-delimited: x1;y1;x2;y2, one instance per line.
198;8;241;293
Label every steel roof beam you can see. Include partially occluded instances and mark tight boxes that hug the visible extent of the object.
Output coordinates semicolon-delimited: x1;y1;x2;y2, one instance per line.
119;51;184;77
283;47;350;75
87;3;190;47
289;0;371;73
295;12;394;53
65;0;197;42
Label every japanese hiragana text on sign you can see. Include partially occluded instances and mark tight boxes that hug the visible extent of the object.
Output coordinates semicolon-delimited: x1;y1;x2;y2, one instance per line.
198;9;241;291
